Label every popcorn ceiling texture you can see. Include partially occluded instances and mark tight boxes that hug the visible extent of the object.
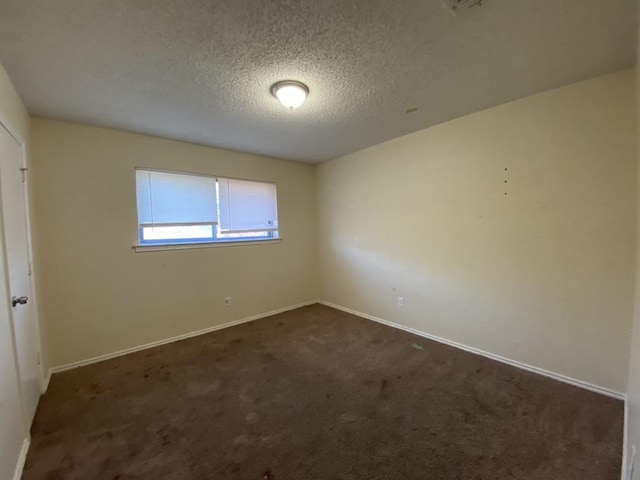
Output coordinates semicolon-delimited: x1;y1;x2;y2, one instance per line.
0;0;636;163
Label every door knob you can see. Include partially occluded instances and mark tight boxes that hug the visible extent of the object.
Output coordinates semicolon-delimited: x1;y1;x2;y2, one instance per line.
11;296;28;307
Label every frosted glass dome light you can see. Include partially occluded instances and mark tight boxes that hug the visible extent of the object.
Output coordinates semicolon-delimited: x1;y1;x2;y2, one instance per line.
271;81;309;110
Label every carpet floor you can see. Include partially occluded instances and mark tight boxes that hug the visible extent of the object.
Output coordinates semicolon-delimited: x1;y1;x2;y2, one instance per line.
23;304;623;480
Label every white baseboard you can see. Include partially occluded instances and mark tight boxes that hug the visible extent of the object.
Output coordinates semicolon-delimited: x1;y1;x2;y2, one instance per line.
46;298;625;401
12;437;29;480
317;300;625;400
48;300;318;375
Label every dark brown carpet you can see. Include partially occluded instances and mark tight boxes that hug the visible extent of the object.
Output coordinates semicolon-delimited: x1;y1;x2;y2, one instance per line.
24;304;623;480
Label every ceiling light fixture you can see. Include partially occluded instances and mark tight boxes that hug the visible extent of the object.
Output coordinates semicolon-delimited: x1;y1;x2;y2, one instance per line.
271;81;309;110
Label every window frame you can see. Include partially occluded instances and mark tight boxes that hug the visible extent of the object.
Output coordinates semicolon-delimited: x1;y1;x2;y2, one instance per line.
134;168;280;251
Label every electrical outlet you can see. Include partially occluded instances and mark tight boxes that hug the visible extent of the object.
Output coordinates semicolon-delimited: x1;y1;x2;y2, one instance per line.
397;296;405;307
225;296;232;307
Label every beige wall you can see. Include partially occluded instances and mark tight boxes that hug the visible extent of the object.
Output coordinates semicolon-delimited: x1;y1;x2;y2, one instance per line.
317;69;637;394
0;63;30;480
31;118;318;368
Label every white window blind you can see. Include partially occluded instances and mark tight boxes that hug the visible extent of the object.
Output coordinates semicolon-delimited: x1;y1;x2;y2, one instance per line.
218;178;278;233
136;169;218;226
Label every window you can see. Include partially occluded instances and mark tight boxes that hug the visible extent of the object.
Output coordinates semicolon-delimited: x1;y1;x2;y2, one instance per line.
135;168;278;246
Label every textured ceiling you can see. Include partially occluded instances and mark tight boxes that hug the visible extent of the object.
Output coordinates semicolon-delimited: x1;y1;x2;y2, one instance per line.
0;0;637;163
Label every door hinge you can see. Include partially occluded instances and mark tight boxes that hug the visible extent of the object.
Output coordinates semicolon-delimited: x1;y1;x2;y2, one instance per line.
19;167;28;183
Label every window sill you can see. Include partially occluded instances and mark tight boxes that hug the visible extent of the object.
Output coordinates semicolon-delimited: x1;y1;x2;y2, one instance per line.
133;238;282;253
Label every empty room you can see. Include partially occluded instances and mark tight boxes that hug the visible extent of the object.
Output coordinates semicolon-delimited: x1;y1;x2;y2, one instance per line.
1;0;640;479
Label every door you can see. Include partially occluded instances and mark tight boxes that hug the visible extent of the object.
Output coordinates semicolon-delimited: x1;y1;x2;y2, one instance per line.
0;242;27;480
0;123;41;424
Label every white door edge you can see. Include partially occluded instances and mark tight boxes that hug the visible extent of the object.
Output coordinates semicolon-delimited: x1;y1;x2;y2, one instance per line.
0;119;45;407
